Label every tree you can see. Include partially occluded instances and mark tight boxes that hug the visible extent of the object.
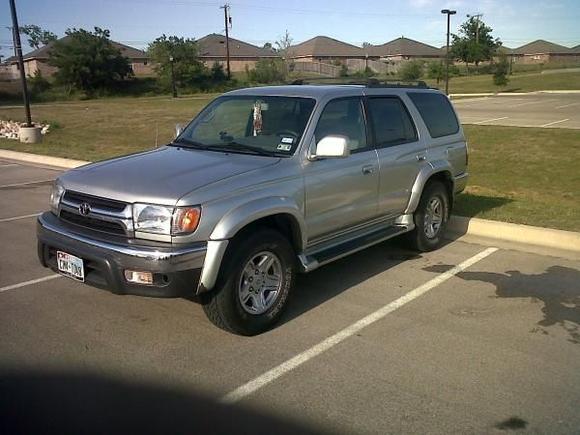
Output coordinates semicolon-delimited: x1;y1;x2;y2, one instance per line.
147;35;208;90
210;62;227;82
262;42;274;52
20;25;57;50
275;30;293;58
399;60;423;81
450;16;501;72
48;27;131;94
493;54;510;87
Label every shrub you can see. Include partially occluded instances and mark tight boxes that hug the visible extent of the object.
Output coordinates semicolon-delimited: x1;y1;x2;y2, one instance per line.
247;59;287;83
399;60;424;80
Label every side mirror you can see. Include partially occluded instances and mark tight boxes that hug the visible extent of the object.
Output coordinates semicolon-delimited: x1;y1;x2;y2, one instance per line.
175;123;184;138
311;135;350;160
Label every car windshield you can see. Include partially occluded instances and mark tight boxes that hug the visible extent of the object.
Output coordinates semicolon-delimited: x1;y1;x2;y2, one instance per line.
174;96;316;156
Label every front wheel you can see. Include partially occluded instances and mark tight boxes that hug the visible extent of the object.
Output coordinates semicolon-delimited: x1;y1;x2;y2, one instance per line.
201;228;295;335
407;181;450;252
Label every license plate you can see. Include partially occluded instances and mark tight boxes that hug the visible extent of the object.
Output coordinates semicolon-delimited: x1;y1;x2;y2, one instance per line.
56;251;85;282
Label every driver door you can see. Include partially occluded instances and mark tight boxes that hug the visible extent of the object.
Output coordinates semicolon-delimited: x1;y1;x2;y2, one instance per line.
303;97;380;240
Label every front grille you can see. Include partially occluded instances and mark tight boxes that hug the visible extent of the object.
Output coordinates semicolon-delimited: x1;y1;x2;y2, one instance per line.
63;191;126;212
59;190;132;237
60;210;127;235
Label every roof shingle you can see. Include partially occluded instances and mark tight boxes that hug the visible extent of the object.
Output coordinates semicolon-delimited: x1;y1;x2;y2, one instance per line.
288;36;364;58
368;37;442;57
513;40;573;55
197;34;278;58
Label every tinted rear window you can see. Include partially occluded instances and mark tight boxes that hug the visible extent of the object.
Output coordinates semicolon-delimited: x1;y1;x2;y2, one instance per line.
367;97;417;147
407;92;459;138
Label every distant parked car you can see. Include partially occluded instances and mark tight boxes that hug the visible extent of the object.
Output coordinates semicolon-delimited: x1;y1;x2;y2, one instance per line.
37;81;468;335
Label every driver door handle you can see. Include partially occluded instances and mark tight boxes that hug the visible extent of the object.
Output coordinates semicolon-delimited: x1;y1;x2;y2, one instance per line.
362;164;376;175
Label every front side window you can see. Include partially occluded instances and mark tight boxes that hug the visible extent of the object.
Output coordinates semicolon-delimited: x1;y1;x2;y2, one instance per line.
176;96;316;156
407;92;459;138
367;97;417;147
314;98;368;152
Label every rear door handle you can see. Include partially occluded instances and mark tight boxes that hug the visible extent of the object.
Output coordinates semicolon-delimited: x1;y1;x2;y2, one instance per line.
416;154;426;162
362;164;376;175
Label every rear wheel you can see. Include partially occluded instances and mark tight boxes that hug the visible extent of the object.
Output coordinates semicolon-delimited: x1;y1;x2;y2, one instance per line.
201;228;295;335
407;181;450;252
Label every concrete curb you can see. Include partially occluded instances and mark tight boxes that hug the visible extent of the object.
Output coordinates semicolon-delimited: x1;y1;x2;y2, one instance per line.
0;149;88;169
2;149;579;255
448;216;580;254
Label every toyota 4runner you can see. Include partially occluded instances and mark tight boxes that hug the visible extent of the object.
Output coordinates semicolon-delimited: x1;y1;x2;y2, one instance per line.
37;81;468;335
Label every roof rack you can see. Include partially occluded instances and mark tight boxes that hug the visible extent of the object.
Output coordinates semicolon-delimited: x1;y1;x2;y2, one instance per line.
289;78;430;89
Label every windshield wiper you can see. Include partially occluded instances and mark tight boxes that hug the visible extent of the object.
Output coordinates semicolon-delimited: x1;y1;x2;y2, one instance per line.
206;142;279;157
170;138;208;148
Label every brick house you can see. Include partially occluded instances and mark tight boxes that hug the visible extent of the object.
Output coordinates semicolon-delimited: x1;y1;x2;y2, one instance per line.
4;36;152;79
512;40;579;64
196;33;279;72
367;37;443;61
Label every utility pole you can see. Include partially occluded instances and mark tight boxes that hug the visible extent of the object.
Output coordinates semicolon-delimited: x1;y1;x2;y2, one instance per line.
467;13;483;43
8;0;32;127
169;56;177;98
441;9;456;96
220;4;231;79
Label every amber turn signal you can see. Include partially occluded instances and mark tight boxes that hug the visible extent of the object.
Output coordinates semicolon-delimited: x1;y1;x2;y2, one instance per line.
172;207;201;234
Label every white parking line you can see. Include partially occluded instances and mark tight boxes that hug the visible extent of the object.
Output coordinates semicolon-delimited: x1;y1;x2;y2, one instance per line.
0;163;19;168
555;103;578;109
0;213;42;223
220;247;498;405
473;116;508;125
0;275;62;293
0;179;54;189
541;118;569;128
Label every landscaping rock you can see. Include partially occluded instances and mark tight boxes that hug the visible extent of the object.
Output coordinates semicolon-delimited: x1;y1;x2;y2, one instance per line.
0;120;51;140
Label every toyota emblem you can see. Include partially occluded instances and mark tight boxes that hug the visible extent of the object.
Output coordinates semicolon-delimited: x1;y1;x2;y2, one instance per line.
79;202;91;216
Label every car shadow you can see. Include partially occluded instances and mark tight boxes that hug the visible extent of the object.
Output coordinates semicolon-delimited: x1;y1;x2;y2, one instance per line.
0;370;327;435
423;264;580;344
280;238;421;326
452;192;513;218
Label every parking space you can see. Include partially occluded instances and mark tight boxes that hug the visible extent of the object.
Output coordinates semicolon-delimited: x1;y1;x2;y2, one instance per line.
454;94;580;129
1;162;579;434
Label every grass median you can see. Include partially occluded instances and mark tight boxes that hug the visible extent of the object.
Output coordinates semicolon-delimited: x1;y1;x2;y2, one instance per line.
1;97;578;232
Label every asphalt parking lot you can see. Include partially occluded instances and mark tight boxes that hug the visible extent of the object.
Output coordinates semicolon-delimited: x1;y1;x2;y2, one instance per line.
454;93;580;129
1;160;579;434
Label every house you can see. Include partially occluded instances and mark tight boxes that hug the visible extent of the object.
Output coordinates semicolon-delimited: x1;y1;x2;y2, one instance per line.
3;36;152;79
367;37;443;60
196;33;279;72
512;40;578;64
287;36;366;64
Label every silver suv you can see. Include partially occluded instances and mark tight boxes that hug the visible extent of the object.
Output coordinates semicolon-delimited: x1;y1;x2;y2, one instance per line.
37;82;468;335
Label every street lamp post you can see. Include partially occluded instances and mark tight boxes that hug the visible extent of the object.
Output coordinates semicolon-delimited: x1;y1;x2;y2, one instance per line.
169;55;177;98
441;8;456;95
8;0;32;127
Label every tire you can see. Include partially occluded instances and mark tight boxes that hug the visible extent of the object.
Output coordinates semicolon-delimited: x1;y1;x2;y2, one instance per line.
201;228;295;336
407;181;450;252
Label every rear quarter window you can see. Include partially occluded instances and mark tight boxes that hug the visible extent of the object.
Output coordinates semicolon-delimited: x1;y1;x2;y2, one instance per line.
407;92;459;138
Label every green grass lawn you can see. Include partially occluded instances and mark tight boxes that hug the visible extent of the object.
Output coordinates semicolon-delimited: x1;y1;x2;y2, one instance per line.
426;70;580;94
1;96;578;231
456;125;580;231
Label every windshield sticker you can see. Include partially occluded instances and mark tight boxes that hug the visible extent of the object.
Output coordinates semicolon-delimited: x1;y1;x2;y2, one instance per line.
253;101;263;136
281;137;294;144
277;143;292;151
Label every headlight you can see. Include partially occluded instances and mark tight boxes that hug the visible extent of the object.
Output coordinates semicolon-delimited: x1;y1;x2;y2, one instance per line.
133;204;201;235
49;181;65;214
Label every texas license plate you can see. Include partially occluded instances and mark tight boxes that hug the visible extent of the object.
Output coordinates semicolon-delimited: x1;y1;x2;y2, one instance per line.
56;251;85;282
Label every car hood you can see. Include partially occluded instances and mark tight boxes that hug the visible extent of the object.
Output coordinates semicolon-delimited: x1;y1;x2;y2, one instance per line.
60;146;281;205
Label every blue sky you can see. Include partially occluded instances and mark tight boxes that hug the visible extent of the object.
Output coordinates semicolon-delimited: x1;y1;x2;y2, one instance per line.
1;0;579;60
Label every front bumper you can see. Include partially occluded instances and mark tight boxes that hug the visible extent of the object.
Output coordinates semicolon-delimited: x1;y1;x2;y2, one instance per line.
37;212;206;297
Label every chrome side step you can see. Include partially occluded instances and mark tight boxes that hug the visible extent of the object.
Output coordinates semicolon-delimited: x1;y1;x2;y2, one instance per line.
298;223;413;273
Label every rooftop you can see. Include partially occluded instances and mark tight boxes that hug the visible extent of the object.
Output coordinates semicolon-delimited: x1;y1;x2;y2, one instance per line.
288;36;364;58
197;33;278;58
368;37;442;57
